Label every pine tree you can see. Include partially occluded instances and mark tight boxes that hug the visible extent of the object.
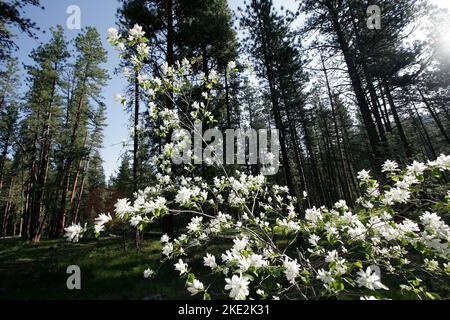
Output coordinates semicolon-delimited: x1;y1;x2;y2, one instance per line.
0;57;20;237
53;27;109;238
0;0;43;60
19;26;69;242
0;57;20;195
110;153;134;198
240;0;299;197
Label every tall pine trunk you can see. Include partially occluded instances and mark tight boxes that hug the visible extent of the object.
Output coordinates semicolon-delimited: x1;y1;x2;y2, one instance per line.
325;0;381;165
383;83;412;157
162;0;175;237
418;88;450;146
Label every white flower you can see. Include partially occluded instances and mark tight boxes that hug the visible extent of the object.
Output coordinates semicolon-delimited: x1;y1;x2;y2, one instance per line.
203;253;217;269
283;258;300;284
224;274;250;300
383;187;411;205
367;181;380;197
382;160;399;173
94;224;104;234
335;258;348;275
143;196;167;214
210;69;218;81
137;73;148;84
309;234;320;246
114;198;132;219
187;279;204;296
130;215;143;227
277;219;300;232
356;267;389;290
249;254;268;269
340;211;358;225
153;77;162;86
95;213;112;226
233;236;249;252
398;219;419;234
420;211;450;239
187;216;203;233
348;224;367;240
305;207;322;224
325;250;339;263
161;234;170;243
256;289;265;296
395;175;419;189
128;24;145;40
287;204;297;219
424;258;439;271
238;257;252;272
182;57;190;67
316;269;334;284
162;242;174;256
143;268;154;278
116;42;126;52
334;200;348;210
229;193;245;207
227;61;237;70
434;154;450;170
107;27;119;42
221;250;238;264
64;223;84;242
175;187;192;205
407;161;427;176
357;197;374;209
174;259;188;276
357;169;371;181
94;213;112;234
137;43;149;57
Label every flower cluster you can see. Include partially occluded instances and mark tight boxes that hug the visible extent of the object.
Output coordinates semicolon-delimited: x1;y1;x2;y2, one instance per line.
65;25;450;301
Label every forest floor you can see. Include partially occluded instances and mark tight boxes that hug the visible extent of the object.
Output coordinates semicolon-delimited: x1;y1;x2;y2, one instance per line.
3;236;448;300
0;236;221;300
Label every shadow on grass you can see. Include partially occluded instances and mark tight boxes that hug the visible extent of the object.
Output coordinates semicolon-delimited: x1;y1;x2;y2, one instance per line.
0;238;190;300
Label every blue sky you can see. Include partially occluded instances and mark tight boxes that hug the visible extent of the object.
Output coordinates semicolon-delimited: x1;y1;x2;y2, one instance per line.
12;0;450;179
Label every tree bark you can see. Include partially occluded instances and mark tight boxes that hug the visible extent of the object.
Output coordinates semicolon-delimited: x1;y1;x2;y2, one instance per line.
1;180;13;237
133;72;140;193
224;65;231;128
418;88;450;146
254;3;296;197
383;83;412;158
162;0;175;237
321;55;352;203
325;0;381;165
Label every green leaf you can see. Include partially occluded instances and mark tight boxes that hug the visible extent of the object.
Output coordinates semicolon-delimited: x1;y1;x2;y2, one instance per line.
425;292;437;300
187;273;196;283
203;292;211;300
332;280;345;291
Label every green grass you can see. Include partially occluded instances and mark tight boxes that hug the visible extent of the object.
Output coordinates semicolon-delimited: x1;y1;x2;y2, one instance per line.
2;236;449;300
0;237;195;300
